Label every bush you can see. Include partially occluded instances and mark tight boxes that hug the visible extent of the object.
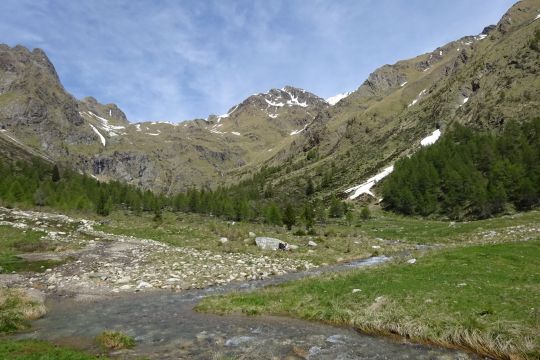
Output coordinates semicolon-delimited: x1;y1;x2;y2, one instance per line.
96;331;135;350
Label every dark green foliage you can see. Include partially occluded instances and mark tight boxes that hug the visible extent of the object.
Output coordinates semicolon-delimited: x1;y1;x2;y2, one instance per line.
0;158;158;217
264;202;283;225
283;203;296;230
51;164;60;182
305;178;315;196
360;207;371;220
329;195;344;218
382;119;540;219
301;202;315;230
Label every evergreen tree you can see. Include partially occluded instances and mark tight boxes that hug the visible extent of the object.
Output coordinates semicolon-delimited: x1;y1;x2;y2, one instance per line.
283;203;296;230
51;165;60;182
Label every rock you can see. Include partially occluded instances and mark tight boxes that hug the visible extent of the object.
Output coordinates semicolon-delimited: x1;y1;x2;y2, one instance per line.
219;237;228;244
407;258;416;264
352;288;361;293
308;240;317;247
136;281;153;289
286;244;299;251
255;237;285;250
224;336;255;347
248;232;256;238
371;245;381;249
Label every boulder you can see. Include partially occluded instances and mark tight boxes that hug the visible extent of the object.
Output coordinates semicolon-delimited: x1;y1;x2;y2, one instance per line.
219;237;228;244
308;240;317;247
248;231;256;238
255;237;285;250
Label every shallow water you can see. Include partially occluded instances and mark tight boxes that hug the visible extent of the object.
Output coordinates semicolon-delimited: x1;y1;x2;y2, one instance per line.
19;257;476;359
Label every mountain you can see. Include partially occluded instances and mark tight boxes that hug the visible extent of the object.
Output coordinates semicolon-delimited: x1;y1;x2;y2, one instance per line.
260;0;540;202
0;44;327;192
0;0;539;199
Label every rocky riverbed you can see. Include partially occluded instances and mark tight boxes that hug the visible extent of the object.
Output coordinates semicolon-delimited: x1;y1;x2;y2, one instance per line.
0;207;316;299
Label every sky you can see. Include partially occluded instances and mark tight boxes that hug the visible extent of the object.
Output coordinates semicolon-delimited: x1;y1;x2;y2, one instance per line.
0;0;516;123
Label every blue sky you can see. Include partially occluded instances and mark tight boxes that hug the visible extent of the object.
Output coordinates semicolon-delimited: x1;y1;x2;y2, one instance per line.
0;0;515;122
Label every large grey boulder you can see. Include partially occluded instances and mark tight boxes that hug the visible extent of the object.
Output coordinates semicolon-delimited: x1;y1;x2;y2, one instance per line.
255;237;285;250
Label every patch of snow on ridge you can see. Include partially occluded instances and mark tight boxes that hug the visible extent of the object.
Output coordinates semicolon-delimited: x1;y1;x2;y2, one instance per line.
89;124;106;146
476;34;487;40
400;82;407;87
420;129;441;146
265;99;285;107
268;113;278;119
345;166;394;199
326;92;352;105
535;13;540;20
408;89;427;107
86;111;125;136
231;132;241;136
283;89;308;107
290;124;308;136
217;105;239;123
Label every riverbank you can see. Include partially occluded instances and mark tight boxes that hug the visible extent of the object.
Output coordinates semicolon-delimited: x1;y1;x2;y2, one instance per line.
197;241;540;359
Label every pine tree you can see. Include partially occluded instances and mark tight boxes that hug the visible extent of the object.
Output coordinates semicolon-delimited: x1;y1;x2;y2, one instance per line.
283;203;296;230
305;179;315;196
52;165;60;182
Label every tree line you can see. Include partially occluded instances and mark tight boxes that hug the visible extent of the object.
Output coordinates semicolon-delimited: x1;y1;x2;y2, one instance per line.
381;118;540;219
0;156;353;228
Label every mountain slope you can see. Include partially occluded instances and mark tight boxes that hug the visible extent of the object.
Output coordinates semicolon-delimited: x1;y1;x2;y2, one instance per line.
261;0;540;202
0;0;538;199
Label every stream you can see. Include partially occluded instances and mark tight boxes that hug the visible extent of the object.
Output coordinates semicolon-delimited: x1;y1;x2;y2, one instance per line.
17;256;476;359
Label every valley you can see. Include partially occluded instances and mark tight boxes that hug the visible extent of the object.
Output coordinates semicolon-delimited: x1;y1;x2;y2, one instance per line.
1;0;539;359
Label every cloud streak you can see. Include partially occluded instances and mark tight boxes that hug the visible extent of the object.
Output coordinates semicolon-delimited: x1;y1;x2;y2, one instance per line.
0;0;515;122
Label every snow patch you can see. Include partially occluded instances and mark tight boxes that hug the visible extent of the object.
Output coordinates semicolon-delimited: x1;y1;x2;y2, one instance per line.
476;34;487;41
439;50;443;56
147;132;160;136
344;166;394;199
326;92;352;105
268;113;278;119
400;81;407;87
283;89;308;107
420;129;441;146
535;13;540;20
86;111;125;136
135;124;141;132
231;132;241;136
290;124;308;136
408;89;427;107
462;97;469;105
265;99;285;107
217;105;239;122
89;124;106;146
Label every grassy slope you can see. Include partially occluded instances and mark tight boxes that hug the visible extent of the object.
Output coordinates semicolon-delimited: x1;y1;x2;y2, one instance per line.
197;241;540;359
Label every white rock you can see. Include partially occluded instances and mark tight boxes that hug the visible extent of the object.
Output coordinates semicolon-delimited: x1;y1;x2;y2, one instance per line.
308;240;317;247
255;237;285;250
407;258;417;264
219;237;228;244
248;232;256;238
352;288;362;293
136;281;153;289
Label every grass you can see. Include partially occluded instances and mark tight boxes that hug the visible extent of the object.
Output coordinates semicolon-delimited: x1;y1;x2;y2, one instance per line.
95;209;540;266
359;209;540;244
0;225;65;273
197;241;540;359
0;288;46;333
0;340;106;360
95;331;135;350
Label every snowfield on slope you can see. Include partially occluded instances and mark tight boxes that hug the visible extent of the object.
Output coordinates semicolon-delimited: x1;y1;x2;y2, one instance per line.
345;129;442;199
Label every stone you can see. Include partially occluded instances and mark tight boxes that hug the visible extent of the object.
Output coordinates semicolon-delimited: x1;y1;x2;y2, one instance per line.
352;288;361;293
219;237;228;244
248;231;256;238
225;336;255;347
136;281;153;289
407;258;417;264
308;240;317;247
255;237;285;250
286;244;299;251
